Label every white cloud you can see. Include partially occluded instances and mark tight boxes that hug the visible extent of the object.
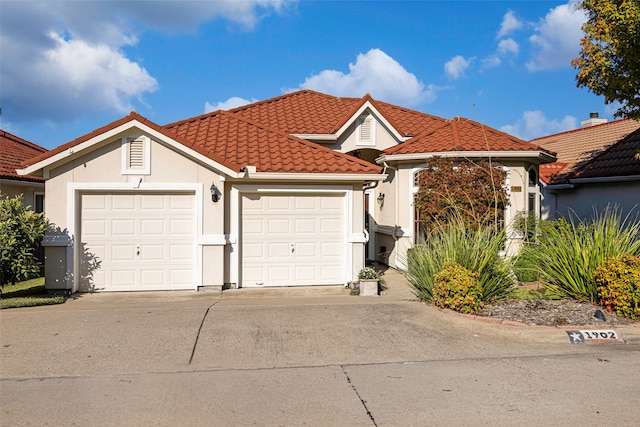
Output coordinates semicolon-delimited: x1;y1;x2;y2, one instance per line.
501;110;578;140
0;0;289;123
444;55;474;80
497;10;523;38
526;1;586;71
204;97;256;113
292;48;438;106
497;38;519;56
481;55;502;70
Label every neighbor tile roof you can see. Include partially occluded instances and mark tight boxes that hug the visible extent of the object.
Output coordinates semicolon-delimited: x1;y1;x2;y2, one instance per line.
165;111;381;174
533;119;640;184
384;117;549;155
1;130;47;182
571;127;640;179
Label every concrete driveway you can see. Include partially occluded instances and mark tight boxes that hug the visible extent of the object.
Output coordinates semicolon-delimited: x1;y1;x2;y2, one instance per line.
2;271;640;426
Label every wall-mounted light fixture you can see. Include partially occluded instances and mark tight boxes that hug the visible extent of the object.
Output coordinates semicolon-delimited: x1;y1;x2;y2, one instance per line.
377;192;385;206
210;183;221;203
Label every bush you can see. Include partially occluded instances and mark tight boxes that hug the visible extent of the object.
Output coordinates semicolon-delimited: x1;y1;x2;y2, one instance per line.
0;194;49;287
406;219;515;303
533;207;640;303
595;254;640;319
512;244;540;283
432;262;483;314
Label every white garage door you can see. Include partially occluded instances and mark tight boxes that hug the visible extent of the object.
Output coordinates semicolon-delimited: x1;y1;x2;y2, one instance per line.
242;193;345;287
80;192;195;291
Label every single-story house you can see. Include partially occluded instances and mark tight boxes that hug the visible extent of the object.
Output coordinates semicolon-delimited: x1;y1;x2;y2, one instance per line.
19;90;555;293
534;116;640;220
1;129;47;210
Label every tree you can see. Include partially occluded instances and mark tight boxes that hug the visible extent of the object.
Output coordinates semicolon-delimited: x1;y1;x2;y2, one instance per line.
413;157;508;237
571;0;640;119
0;194;49;287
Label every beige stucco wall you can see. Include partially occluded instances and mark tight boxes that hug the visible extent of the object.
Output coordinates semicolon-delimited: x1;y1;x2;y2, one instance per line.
42;129;226;291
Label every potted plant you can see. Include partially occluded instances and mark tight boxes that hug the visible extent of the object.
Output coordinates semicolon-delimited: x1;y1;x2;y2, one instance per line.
358;267;380;296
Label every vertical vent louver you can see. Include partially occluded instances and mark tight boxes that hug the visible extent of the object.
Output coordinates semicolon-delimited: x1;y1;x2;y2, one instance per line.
128;138;145;169
359;117;372;142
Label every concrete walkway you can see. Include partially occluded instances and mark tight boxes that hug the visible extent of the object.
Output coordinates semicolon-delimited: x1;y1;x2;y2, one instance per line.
2;269;640;426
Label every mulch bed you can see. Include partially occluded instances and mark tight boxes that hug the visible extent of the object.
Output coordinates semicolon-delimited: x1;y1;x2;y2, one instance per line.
478;299;637;327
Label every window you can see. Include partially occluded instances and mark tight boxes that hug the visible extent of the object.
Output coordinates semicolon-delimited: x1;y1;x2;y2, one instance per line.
356;115;376;146
122;136;150;175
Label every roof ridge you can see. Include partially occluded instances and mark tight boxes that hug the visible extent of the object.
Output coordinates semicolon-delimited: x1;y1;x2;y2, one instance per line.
530;118;636;142
226;89;342;115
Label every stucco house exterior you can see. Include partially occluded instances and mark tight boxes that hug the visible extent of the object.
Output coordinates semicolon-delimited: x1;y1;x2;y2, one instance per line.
534;117;640;221
1;129;47;210
19;90;555;293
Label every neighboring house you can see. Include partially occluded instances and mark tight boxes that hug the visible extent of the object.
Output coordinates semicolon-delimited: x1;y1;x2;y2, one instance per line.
0;129;47;211
533;117;640;221
19;90;554;293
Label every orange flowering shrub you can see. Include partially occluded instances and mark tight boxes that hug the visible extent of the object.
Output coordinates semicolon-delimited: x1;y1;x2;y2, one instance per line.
433;262;484;314
595;254;640;319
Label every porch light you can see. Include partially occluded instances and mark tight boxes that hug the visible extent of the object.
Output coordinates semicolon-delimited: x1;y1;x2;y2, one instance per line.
210;183;221;203
377;192;385;205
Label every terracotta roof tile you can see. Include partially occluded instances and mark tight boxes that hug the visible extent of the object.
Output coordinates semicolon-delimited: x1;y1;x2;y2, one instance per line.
1;130;47;182
572;127;640;179
226;90;361;134
533;119;640;184
165;111;381;174
384;117;551;155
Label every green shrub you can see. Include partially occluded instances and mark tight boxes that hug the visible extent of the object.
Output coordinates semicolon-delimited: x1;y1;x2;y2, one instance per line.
533;207;640;303
595;254;640;319
406;219;515;303
432;262;483;314
513;244;540;283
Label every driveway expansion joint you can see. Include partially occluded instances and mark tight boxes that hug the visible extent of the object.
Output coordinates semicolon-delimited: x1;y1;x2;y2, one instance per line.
341;365;377;426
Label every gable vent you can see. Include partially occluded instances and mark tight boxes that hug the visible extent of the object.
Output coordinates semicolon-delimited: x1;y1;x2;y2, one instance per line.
128;138;145;169
360;119;372;141
122;136;150;175
357;115;376;146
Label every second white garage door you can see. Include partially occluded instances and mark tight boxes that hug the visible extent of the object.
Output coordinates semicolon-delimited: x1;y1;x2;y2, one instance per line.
241;193;345;287
80;192;195;291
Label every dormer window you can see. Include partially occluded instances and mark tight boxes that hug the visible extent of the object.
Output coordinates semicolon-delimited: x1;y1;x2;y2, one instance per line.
122;135;150;175
356;114;376;146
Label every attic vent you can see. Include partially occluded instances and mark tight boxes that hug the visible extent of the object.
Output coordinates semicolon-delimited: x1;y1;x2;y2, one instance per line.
122;136;150;175
356;115;376;146
129;139;145;168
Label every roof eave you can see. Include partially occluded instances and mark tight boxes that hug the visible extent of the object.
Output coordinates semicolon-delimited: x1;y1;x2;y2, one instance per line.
242;172;388;181
570;175;640;184
377;150;557;164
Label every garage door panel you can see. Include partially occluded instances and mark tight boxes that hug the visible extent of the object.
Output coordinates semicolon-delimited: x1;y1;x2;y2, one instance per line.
112;195;136;210
141;219;164;235
268;242;290;258
83;219;107;237
81;192;195;291
294;219;316;234
242;193;345;287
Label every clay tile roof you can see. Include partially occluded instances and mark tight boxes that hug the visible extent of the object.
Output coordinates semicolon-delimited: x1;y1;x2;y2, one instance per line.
1;129;47;182
534;119;640;184
571;127;640;179
165;111;381;174
384;117;551;155
228;90;362;134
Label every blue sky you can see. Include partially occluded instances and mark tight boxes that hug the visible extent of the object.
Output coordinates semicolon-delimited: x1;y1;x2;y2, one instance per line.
1;0;613;149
